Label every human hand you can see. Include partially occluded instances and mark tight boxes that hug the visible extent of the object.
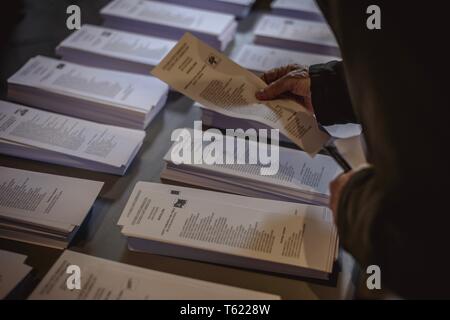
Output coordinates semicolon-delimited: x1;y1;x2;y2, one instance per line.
255;64;314;113
329;170;355;223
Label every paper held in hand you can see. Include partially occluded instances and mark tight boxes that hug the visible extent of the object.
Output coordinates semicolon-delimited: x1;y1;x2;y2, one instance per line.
151;33;330;155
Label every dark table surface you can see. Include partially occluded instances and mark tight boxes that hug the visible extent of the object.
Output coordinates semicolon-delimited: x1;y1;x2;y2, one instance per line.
0;0;356;300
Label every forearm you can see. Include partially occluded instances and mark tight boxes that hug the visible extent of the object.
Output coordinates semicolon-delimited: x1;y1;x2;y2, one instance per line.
309;61;357;125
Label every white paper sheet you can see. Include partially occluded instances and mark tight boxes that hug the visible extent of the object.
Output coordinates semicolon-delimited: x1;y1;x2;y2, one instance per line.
0;100;145;168
8;56;167;114
57;25;176;66
0;166;103;227
119;182;337;273
101;0;235;36
0;249;32;299
29;250;279;300
254;15;338;47
233;44;340;73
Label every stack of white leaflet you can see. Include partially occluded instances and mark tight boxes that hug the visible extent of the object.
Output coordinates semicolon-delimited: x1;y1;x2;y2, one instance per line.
56;25;176;74
232;43;340;74
0;101;145;175
253;15;340;56
118;182;338;280
100;0;238;51
29;250;279;299
161;128;342;206
152;0;255;18
0;166;103;249
7;55;169;129
271;0;325;21
0;250;32;299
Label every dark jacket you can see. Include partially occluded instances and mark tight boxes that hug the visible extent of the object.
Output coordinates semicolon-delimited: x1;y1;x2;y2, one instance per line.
310;1;450;298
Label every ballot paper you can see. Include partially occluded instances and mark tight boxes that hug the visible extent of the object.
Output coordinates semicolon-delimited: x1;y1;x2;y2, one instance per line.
56;25;176;74
271;0;325;21
152;0;255;17
8;55;169;129
0;100;145;175
232;44;340;73
118;182;338;279
161;128;342;205
0;250;32;299
29;250;279;299
151;33;330;155
253;15;340;56
101;0;237;51
0;166;103;248
199;103;361;143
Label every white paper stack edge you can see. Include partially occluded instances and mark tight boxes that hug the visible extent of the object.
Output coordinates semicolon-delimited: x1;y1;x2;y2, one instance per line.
118;182;338;280
152;0;255;18
7;56;169;130
161;128;342;206
271;0;325;21
56;25;176;75
0;167;103;249
232;43;340;74
254;15;340;56
29;250;280;299
101;0;238;51
0;250;32;299
0;101;145;175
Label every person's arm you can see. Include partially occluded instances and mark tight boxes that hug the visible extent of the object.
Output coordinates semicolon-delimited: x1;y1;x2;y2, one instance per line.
309;60;358;125
256;61;358;125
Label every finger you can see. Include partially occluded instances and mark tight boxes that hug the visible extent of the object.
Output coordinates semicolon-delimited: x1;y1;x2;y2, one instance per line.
256;75;298;100
261;64;302;84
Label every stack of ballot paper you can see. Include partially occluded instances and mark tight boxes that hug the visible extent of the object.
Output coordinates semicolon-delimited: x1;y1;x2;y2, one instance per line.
232;43;340;73
0;101;145;175
7;56;169;129
118;182;338;280
253;15;340;56
161;129;342;205
0;167;103;249
200;106;367;168
271;0;325;21
152;0;255;18
0;250;32;299
56;25;176;74
29;250;279;299
101;0;238;51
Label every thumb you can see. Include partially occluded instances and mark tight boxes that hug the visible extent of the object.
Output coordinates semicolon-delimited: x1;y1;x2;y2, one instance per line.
255;75;297;101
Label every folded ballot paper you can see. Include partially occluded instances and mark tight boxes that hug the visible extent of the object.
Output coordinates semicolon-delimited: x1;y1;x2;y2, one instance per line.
118;182;338;280
151;33;331;155
0;101;145;175
56;25;176;74
152;0;255;18
0;166;103;249
7;55;169;129
101;0;238;51
232;43;340;74
29;250;279;299
253;15;340;56
0;250;32;299
161;128;342;205
271;0;325;21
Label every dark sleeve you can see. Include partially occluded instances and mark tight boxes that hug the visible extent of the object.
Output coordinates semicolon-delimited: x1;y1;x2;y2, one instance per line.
309;60;358;125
